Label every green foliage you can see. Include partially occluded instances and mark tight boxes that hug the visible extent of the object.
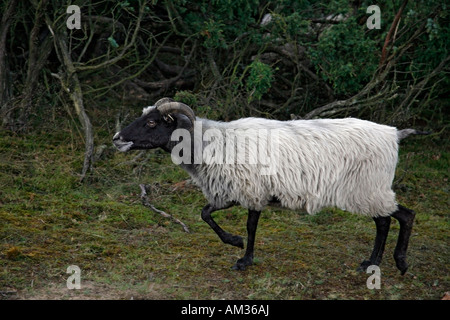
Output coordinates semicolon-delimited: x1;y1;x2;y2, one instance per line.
412;6;449;78
174;90;197;106
199;19;227;49
308;18;378;96
269;11;311;42
3;0;447;129
181;0;260;49
246;59;275;101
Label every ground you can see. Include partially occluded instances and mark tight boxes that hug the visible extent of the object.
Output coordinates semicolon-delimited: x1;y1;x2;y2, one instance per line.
0;129;448;300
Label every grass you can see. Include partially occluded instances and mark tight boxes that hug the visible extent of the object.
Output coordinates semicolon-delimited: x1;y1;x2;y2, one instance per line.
0;127;448;300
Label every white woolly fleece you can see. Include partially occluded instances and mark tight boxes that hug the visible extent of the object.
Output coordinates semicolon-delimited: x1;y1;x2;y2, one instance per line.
185;117;399;217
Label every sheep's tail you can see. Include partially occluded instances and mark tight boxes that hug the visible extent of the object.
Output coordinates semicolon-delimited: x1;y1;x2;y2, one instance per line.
397;128;431;140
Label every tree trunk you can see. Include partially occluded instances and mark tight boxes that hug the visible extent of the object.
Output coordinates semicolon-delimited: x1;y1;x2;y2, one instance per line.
0;0;18;128
51;29;94;181
17;0;51;130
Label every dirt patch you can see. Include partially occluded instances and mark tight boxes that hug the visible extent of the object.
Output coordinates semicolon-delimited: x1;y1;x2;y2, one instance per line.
5;281;167;300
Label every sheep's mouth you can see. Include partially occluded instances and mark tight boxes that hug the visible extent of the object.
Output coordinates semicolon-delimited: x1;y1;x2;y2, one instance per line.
113;139;134;152
113;139;155;151
113;133;134;152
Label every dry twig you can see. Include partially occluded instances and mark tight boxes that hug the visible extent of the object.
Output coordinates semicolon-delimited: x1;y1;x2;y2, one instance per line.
139;184;190;233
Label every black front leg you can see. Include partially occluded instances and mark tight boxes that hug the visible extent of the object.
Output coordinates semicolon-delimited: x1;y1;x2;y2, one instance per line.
201;204;244;248
233;209;261;270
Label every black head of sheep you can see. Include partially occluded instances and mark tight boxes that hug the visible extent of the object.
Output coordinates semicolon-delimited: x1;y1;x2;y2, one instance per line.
113;99;195;153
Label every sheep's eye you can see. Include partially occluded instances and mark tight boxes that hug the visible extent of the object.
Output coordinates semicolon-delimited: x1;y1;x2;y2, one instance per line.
147;120;156;128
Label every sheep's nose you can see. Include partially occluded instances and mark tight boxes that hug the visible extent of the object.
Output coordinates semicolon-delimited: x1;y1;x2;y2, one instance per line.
113;132;121;141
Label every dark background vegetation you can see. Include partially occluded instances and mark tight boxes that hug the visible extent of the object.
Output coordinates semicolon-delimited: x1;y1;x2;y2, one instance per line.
0;0;448;300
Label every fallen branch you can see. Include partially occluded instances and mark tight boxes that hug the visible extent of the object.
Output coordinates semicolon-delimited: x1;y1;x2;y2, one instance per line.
139;184;190;233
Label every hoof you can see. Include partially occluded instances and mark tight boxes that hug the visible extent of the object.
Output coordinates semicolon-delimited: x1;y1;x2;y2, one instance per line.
395;258;408;275
232;257;253;271
357;260;372;272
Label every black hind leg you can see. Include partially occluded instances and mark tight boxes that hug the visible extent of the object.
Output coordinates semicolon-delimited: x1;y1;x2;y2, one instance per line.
391;205;415;275
359;215;391;272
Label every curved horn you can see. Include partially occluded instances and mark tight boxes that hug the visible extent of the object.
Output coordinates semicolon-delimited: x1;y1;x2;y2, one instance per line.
157;101;196;126
154;97;175;107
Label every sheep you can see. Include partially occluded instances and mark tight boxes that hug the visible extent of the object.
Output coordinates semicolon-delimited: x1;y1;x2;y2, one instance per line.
113;97;425;273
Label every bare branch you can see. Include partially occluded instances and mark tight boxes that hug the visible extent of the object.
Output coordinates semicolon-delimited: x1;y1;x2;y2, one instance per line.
83;32;175;98
380;0;408;67
48;23;94;181
73;2;146;72
129;41;197;92
397;55;450;111
139;184;190;233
